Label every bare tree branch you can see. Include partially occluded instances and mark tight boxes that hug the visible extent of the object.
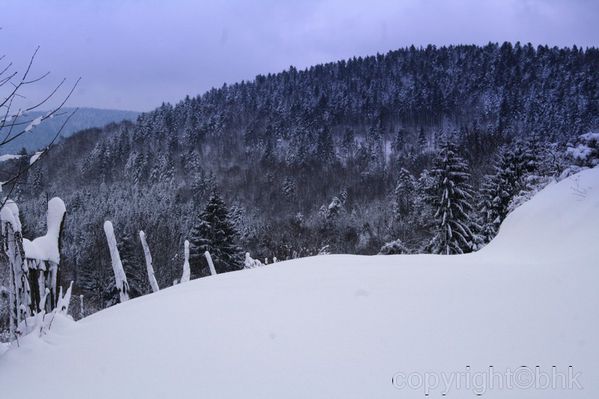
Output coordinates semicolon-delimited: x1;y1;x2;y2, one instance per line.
0;42;81;210
0;108;79;209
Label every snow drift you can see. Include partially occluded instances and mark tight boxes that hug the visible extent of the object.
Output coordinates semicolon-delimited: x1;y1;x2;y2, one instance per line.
1;168;598;399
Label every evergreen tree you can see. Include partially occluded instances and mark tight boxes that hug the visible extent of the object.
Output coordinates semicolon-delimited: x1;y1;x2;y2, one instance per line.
341;128;356;162
393;128;406;154
417;127;427;151
479;141;540;243
393;168;416;224
281;177;296;202
189;193;244;277
316;127;335;165
479;147;516;242
426;140;476;254
118;232;148;298
366;121;385;171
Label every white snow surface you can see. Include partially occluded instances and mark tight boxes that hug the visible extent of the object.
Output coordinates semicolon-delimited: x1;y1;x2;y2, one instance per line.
24;116;42;132
180;240;190;283
139;230;160;293
0;154;22;162
29;151;43;165
1;168;599;398
0;199;22;233
22;197;66;263
103;221;129;302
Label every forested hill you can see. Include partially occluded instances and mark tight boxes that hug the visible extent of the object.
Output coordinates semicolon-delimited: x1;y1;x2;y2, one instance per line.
146;42;597;141
10;42;599;314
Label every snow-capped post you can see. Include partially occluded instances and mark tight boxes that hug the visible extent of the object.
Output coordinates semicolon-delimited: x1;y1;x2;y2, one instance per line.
180;240;190;283
139;230;159;293
1;201;25;342
204;251;217;276
103;221;130;302
79;294;84;318
2;197;70;341
22;197;67;312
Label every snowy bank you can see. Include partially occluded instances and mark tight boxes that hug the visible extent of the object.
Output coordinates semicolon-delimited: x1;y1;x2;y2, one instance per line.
0;168;598;399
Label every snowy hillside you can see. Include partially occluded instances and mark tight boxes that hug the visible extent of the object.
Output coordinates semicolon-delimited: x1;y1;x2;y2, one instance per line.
1;167;598;398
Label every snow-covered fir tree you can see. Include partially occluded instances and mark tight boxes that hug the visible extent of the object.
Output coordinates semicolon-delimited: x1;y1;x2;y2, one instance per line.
393;168;416;224
425;140;476;254
479;147;516;243
188;193;244;277
567;132;599;167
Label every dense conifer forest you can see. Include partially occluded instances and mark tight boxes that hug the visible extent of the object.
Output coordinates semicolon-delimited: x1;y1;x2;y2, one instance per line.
4;42;598;314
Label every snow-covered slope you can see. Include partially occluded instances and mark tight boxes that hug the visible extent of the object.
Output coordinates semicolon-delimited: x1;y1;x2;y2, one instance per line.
1;168;598;398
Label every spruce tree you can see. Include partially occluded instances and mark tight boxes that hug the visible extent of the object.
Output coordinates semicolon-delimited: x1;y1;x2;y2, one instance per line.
426;140;476;254
393;168;416;224
479;141;539;243
118;232;148;298
479;148;514;243
189;193;244;277
341;128;356;161
417;127;427;151
316;127;335;165
393;128;406;154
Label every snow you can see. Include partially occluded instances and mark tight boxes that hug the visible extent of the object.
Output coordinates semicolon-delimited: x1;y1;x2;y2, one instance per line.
1;168;598;398
567;143;592;160
0;154;22;162
29;150;43;165
22;197;66;263
579;132;599;142
567;132;599;166
205;250;217;275
180;240;190;283
139;231;160;292
0;342;9;357
24;116;42;132
244;252;264;269
103;221;129;302
0;199;22;233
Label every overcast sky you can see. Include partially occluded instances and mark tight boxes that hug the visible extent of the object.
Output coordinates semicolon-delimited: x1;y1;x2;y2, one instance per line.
2;0;598;112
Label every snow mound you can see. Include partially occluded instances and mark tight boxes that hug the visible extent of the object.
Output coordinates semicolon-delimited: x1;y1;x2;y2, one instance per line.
23;197;66;263
1;168;598;399
0;199;22;232
482;167;599;262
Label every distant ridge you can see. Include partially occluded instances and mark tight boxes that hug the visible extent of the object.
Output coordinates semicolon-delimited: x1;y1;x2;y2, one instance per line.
0;107;139;154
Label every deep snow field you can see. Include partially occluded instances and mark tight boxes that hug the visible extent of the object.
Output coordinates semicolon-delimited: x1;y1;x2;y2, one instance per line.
1;167;598;398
